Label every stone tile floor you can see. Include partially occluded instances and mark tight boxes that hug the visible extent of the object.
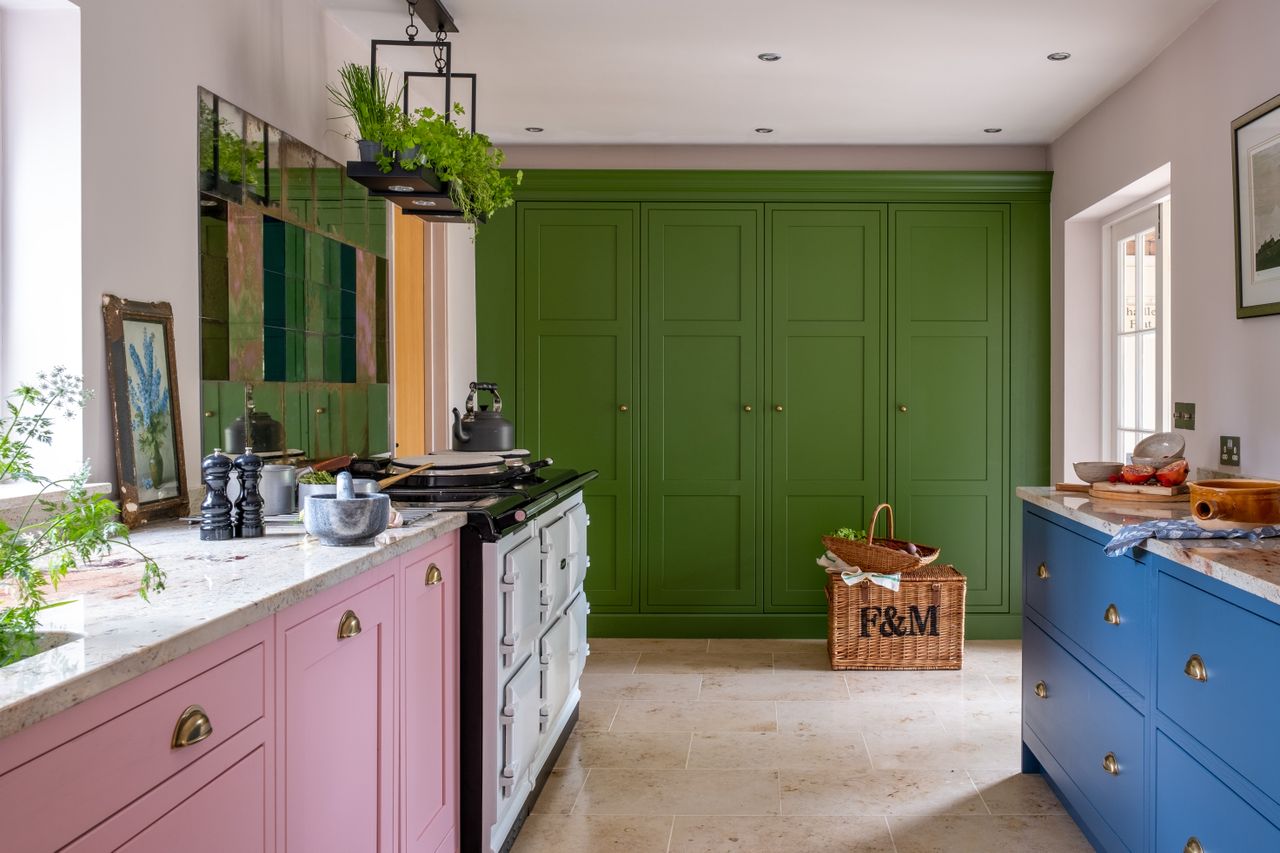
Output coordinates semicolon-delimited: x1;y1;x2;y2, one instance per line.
512;638;1093;853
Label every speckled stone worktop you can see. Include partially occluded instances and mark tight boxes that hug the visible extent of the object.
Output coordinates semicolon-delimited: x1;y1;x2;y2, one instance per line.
0;512;466;740
1018;486;1280;608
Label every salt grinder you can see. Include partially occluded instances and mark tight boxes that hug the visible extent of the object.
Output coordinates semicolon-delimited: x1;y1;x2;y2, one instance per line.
233;446;264;538
199;449;234;541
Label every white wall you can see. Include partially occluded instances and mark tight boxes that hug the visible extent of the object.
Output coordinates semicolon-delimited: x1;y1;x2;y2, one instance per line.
72;0;366;490
1049;0;1280;480
0;3;82;477
445;224;477;416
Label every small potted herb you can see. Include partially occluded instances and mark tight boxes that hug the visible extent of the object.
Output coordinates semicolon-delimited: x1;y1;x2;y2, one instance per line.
0;369;165;667
327;62;401;162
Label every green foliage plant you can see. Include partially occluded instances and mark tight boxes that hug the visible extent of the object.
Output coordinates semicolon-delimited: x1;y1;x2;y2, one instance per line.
327;63;401;143
198;100;265;185
0;369;165;666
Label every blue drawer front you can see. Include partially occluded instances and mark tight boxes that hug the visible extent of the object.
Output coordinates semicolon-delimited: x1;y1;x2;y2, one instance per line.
1024;512;1149;693
1156;733;1280;852
1157;572;1280;805
1023;619;1145;850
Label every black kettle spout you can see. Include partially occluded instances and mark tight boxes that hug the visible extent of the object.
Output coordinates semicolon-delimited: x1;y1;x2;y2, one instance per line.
451;407;470;444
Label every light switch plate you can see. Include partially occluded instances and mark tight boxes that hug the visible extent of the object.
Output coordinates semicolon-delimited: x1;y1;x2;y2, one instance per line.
1173;402;1196;430
1220;436;1241;467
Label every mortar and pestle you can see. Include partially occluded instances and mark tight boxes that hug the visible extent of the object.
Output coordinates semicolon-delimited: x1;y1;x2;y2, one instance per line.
303;471;391;546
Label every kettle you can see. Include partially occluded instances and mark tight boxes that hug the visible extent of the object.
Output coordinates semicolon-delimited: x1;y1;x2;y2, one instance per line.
452;382;515;452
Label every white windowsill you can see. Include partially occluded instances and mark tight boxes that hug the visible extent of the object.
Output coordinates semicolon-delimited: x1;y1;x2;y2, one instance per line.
0;481;113;528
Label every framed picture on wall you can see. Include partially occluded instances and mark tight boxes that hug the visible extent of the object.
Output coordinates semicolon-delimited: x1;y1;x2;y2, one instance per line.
103;295;189;527
1233;91;1280;318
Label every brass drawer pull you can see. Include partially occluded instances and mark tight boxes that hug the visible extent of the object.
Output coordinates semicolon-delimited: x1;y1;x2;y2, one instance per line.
1037;562;1049;580
171;704;213;749
1102;752;1119;776
337;609;362;639
1184;654;1208;682
1184;838;1203;853
425;564;443;586
1034;681;1048;699
1104;603;1120;625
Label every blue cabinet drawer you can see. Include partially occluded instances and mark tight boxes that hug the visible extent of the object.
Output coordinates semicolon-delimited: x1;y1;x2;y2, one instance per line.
1024;512;1149;693
1156;733;1280;852
1023;619;1145;850
1157;572;1280;804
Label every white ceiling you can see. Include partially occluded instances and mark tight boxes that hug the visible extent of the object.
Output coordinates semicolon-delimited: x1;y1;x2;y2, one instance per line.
322;0;1219;146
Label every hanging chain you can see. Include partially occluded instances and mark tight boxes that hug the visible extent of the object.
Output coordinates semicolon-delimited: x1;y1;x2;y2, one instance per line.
433;28;448;74
405;0;419;41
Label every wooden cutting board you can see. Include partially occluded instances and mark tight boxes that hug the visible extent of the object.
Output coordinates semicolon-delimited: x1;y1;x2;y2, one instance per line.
1089;485;1189;503
1091;480;1190;497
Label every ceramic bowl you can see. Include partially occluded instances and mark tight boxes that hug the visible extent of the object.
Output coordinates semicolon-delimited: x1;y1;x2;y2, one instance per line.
1188;479;1280;530
1132;432;1185;467
1073;461;1124;484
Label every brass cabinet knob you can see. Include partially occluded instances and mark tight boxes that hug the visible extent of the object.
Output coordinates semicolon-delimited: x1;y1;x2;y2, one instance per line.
743;405;753;412
1037;562;1049;580
204;410;215;418
1184;654;1208;682
425;564;443;586
774;405;784;412
1102;752;1120;776
337;609;362;639
171;704;213;749
1034;681;1048;699
1184;838;1203;853
898;404;908;413
618;404;629;412
1104;603;1120;625
315;407;327;415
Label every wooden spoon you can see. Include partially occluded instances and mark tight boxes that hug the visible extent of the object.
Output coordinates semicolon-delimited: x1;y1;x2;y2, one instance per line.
377;463;434;490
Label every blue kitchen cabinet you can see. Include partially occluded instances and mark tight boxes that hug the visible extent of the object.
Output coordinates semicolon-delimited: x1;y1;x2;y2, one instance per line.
1021;504;1280;852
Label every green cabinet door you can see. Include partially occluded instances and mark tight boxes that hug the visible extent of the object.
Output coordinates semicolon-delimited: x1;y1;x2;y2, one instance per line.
891;205;1008;611
644;205;763;611
518;204;639;610
766;205;886;611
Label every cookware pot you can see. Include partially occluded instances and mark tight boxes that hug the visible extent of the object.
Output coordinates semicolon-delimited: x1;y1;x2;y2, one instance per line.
451;382;516;452
1188;479;1280;529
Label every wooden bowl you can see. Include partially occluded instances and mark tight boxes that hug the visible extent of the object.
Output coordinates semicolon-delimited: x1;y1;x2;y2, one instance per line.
1188;479;1280;530
1073;461;1124;484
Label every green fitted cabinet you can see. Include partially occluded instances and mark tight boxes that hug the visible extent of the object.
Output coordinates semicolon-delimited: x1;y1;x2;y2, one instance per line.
518;204;639;608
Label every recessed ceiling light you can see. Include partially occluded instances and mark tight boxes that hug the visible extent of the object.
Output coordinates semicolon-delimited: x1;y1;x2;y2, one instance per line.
757;53;781;62
983;127;1003;134
387;184;414;193
524;126;544;133
1047;52;1072;61
412;199;437;207
755;127;774;134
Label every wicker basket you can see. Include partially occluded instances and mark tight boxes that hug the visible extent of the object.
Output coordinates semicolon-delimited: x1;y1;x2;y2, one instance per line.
825;562;966;670
821;503;940;574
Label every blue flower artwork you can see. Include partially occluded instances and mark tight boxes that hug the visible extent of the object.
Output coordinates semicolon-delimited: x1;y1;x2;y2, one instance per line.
123;320;176;502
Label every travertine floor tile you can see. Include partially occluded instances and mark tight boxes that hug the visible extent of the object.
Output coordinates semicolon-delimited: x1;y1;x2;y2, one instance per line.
580;673;703;701
699;672;850;701
771;646;833;671
584;652;640;674
530;768;590;815
706;638;826;654
670;815;895;852
510;814;674;853
575;769;781;815
969;768;1067;815
687;731;872;770
863;726;1023;773
888;814;1092;852
556;730;693;769
987;673;1023;701
931;695;1021;733
591;638;710;653
845;670;999;702
963;640;1023;676
634;651;774;675
781;767;987;816
575;700;620;732
611;700;778;733
776;699;943;734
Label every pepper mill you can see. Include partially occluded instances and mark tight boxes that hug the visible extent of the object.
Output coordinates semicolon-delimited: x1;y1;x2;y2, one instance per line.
200;449;234;541
233;446;264;538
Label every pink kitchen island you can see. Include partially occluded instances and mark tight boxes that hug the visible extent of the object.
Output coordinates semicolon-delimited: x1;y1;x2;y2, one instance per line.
0;512;466;853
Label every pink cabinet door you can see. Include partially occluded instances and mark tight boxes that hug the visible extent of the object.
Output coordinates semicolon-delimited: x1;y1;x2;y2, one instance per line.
401;534;460;853
281;574;396;853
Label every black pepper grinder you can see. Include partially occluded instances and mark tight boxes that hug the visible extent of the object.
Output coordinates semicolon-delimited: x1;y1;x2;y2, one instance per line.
233;446;264;538
199;449;234;541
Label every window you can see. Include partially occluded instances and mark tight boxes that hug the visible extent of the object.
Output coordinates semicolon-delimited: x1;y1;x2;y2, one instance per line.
1107;198;1171;461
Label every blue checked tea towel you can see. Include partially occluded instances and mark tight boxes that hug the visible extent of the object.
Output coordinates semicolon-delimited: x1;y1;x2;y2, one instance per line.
1104;518;1280;556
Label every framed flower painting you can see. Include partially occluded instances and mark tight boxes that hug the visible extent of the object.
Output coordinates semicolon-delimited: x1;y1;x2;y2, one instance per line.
103;296;189;526
1233;91;1280;317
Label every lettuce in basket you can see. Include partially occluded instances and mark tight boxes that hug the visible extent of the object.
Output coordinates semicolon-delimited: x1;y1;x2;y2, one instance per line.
829;527;867;542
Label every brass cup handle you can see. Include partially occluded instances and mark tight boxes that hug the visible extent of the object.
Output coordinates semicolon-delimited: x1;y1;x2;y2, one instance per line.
743;405;753;412
1034;681;1048;699
1184;838;1203;853
171;704;213;749
1184;654;1208;682
1104;603;1120;625
425;564;443;585
337;609;362;639
774;405;784;412
1102;752;1120;776
618;404;629;412
1037;562;1049;580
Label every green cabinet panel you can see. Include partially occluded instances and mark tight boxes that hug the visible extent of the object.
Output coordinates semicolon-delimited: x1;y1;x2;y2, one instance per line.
891;205;1008;611
766;205;886;610
644;205;762;611
518;204;639;609
307;386;340;459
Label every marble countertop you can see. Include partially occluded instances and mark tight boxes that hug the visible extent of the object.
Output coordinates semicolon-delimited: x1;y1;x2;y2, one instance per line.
0;512;467;740
1017;486;1280;608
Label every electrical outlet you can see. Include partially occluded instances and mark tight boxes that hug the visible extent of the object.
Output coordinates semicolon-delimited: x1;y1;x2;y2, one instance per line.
1220;436;1241;467
1173;402;1196;430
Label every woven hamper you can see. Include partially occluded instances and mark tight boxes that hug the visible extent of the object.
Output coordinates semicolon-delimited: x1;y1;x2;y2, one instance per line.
825;563;966;670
